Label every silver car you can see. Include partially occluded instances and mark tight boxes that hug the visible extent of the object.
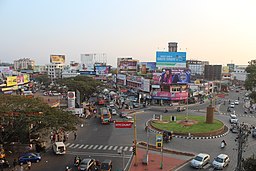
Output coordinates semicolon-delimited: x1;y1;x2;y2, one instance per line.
78;158;95;171
190;153;210;169
212;154;230;169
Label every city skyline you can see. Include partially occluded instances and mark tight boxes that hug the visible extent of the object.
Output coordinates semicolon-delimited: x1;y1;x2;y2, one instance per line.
1;0;256;67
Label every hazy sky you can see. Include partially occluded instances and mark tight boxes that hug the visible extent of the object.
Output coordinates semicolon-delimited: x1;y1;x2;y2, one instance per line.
1;0;256;67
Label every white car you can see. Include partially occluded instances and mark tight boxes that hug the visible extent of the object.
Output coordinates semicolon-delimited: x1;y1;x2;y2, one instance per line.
190;153;210;169
111;108;117;115
229;114;238;124
212;154;230;169
234;100;239;105
230;102;235;108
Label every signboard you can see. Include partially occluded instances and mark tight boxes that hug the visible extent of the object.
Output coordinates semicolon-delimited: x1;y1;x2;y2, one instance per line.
6;76;17;87
115;121;133;128
118;60;138;72
222;66;229;73
67;91;76;108
95;66;109;75
23;74;29;83
141;78;150;92
50;55;65;64
156;52;186;68
156;134;163;148
17;75;24;85
160;68;191;84
137;62;156;74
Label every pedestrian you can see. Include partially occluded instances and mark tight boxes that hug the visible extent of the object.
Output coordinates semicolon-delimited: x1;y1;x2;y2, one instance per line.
13;158;17;169
74;132;77;140
27;161;31;170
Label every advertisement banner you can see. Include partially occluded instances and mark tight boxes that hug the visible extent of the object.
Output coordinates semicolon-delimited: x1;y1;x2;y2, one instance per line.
152;73;162;85
156;52;186;68
23;74;29;83
222;66;229;73
115;121;133;128
151;91;172;100
50;55;65;64
95;66;109;75
171;92;188;100
119;60;137;71
17;75;24;85
67;91;76;108
6;76;17;87
137;62;156;74
141;78;150;92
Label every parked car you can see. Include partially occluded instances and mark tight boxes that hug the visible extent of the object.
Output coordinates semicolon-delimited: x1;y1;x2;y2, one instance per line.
18;153;41;165
78;158;96;171
124;115;134;123
230;102;235;108
190;153;210;169
100;159;112;171
110;108;117;115
119;112;128;118
212;154;230;170
229;114;238;124
252;128;256;138
177;106;186;112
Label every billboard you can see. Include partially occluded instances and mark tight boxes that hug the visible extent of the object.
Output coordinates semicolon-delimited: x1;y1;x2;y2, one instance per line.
17;75;24;85
151;91;188;100
137;62;156;74
6;76;17;87
156;52;186;68
50;55;65;64
23;74;30;83
141;78;150;92
67;91;76;108
95;66;109;75
222;66;229;73
118;60;137;72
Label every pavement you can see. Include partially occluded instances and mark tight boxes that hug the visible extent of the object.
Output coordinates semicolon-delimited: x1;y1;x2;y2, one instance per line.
129;148;191;171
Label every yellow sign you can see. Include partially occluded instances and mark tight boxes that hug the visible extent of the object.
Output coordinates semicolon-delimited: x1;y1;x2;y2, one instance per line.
6;76;17;86
50;55;65;63
23;74;29;83
222;66;229;73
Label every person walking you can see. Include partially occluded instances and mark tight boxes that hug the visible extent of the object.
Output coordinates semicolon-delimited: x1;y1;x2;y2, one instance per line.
74;132;77;140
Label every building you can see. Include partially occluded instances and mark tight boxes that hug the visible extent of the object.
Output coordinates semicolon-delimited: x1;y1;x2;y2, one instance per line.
80;53;107;73
168;42;178;52
46;63;65;80
34;65;47;74
117;57;138;73
232;65;247;82
204;65;222;81
14;58;35;70
186;60;209;80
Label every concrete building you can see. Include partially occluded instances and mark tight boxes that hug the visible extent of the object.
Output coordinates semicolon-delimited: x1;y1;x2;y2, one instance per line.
14;58;35;70
46;63;65;80
186;60;209;80
168;42;178;52
232;65;247;81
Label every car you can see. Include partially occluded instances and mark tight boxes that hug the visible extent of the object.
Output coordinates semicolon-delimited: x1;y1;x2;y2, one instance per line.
252;128;256;138
212;154;230;170
109;102;115;108
190;153;210;169
230;124;239;133
234;100;239;105
119;112;128;118
100;159;112;171
133;102;139;108
229;114;238;124
110;108;117;115
78;158;96;171
18;153;41;165
230;102;235;108
124;115;134;123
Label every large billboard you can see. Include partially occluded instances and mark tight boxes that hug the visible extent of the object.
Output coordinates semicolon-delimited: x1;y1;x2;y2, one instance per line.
95;66;109;75
50;55;65;64
6;76;17;87
156;52;186;68
118;60;137;72
222;66;229;73
137;62;156;74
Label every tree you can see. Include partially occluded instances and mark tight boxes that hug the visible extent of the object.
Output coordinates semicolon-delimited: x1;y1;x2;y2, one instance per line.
34;74;51;86
245;60;256;102
0;95;79;144
243;155;256;171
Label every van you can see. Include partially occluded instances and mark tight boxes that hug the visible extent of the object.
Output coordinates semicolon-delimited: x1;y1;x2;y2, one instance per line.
52;142;66;155
100;159;112;171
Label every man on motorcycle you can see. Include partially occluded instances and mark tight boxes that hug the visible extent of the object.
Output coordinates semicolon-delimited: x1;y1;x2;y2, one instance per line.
221;140;227;148
74;156;81;166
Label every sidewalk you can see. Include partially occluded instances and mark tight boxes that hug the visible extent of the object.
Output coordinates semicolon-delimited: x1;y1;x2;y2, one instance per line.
129;148;191;171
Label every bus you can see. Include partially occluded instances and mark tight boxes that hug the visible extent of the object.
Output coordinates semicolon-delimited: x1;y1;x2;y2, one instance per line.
100;107;111;124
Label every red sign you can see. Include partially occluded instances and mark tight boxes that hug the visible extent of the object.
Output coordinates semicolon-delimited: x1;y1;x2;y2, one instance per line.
115;121;133;128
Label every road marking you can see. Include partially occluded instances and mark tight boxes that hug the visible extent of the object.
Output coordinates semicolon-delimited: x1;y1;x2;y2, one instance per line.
66;151;132;158
108;146;113;150
88;145;94;149
83;145;89;149
103;146;108;150
129;147;133;151
73;144;80;148
113;146;118;151
98;145;103;150
69;143;75;148
65;143;70;147
93;145;99;150
78;145;84;149
123;146;128;151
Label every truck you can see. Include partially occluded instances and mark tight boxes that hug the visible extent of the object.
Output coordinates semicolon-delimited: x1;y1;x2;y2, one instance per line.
100;107;111;124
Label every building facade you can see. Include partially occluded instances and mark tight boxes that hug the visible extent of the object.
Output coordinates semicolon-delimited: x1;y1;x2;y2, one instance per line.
14;58;35;70
46;63;65;80
204;65;222;81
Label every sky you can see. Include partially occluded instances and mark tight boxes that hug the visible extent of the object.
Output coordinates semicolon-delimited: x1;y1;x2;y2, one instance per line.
1;0;256;67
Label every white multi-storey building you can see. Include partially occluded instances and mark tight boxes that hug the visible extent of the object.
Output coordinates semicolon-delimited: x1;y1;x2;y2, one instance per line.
14;58;35;70
46;63;65;80
232;65;247;81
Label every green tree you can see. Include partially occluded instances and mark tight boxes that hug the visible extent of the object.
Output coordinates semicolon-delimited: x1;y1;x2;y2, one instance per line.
34;74;51;86
245;60;256;102
243;155;256;171
0;95;79;144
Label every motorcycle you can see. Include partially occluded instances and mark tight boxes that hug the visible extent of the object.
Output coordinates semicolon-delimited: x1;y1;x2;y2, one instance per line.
220;141;226;149
74;159;80;167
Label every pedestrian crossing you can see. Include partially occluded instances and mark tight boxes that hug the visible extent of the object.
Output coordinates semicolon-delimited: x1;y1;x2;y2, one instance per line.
65;143;133;152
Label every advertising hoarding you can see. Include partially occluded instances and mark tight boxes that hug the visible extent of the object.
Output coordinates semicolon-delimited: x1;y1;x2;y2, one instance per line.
156;52;186;68
6;76;17;87
17;75;24;85
80;54;95;71
118;60;137;71
151;91;188;100
50;55;65;64
23;74;29;83
141;78;150;92
115;121;133;128
222;66;229;73
95;66;109;75
137;62;156;74
67;91;76;108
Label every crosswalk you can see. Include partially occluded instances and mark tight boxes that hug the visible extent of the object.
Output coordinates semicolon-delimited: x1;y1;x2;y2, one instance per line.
65;143;133;152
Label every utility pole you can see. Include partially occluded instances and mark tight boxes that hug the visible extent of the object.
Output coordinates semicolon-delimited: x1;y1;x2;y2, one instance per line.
235;123;250;171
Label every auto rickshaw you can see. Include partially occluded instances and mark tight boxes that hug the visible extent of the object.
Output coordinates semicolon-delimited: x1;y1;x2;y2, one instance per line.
163;131;172;143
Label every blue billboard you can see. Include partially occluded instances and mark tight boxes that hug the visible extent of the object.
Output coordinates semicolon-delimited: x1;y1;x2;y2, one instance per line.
156;52;186;68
